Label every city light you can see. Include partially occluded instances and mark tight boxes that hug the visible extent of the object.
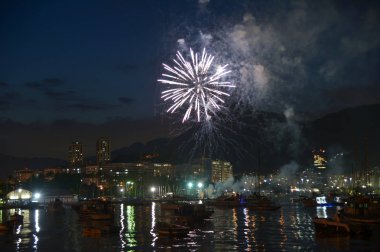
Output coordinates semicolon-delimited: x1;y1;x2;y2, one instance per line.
150;187;156;193
197;182;203;188
187;182;193;189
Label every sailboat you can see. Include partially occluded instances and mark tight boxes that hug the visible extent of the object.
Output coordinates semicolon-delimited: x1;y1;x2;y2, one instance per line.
246;150;281;211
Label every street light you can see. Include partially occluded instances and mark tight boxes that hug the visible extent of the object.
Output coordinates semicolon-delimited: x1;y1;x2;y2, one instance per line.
187;182;193;189
197;182;203;189
150;186;156;199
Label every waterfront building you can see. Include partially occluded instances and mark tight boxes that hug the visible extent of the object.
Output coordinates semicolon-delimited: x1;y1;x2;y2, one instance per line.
14;168;35;182
211;160;233;183
96;138;111;166
153;163;175;178
191;157;212;180
6;188;32;204
312;148;328;169
311;148;329;189
43;167;64;181
68;141;84;172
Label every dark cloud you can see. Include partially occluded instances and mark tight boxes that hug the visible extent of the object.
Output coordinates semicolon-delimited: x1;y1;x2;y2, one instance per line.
326;85;380;108
0;92;19;111
25;81;44;89
0;81;8;87
25;78;65;89
65;102;119;111
0;100;10;111
119;96;133;104
43;78;65;86
3;92;19;99
44;89;76;99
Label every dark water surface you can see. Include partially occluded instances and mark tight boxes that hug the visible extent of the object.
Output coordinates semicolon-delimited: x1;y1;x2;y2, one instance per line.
1;202;379;251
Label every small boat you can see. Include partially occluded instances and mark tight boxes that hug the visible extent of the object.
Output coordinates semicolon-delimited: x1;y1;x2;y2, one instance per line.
90;213;114;221
246;194;281;211
47;198;65;212
159;201;182;211
0;223;9;233
207;194;246;207
9;213;24;225
340;195;380;224
314;216;350;235
156;221;189;237
78;199;114;221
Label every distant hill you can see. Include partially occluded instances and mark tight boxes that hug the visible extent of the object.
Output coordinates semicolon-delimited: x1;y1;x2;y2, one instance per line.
110;103;380;174
304;103;380;171
1;103;379;179
0;153;66;179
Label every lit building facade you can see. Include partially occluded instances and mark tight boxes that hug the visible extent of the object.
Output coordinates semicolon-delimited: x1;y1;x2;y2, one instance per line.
43;167;63;181
14;168;35;182
191;157;212;180
96;138;111;166
68;141;84;170
313;148;328;169
211;160;233;183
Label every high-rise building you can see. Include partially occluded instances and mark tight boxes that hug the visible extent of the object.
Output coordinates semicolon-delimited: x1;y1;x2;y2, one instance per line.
97;138;111;166
211;160;233;183
312;148;328;190
312;148;328;169
191;157;212;180
69;141;84;169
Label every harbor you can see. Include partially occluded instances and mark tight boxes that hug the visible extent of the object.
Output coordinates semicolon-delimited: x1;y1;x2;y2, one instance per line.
1;197;380;251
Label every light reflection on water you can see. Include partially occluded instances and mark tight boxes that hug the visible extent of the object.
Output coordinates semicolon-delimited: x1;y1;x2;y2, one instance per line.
0;203;379;251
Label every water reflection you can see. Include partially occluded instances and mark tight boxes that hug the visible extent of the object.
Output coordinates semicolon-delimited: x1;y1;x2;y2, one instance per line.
119;204;126;250
33;209;40;250
316;206;328;218
125;205;136;248
0;204;378;251
34;210;40;232
150;202;157;247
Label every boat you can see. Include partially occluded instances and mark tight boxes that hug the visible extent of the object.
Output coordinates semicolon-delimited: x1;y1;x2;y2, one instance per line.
244;149;280;211
207;194;246;207
90;213;114;221
160;201;214;226
47;198;65;212
302;195;341;208
159;201;182;211
78;199;114;221
0;223;9;233
9;213;24;225
245;194;281;211
340;195;380;224
314;215;350;235
156;221;189;237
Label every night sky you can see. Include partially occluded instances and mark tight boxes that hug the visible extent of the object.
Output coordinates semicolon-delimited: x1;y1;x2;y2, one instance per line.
0;0;379;158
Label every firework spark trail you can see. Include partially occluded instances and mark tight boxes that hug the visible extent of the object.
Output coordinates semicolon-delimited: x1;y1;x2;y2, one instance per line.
158;48;235;123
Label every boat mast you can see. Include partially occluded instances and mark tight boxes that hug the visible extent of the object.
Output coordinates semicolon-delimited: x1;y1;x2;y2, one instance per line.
257;149;261;195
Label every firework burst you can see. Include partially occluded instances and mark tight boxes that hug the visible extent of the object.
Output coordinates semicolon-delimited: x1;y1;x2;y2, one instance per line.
158;48;235;123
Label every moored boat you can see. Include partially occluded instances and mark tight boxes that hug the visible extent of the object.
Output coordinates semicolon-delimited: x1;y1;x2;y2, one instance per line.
207;194;246;207
156;221;189;237
245;194;281;211
314;216;350;235
340;195;380;226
